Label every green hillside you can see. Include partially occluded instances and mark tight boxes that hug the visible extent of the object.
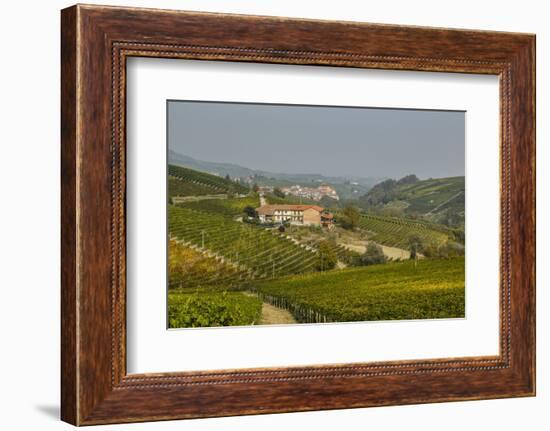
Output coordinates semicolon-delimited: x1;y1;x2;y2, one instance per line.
179;196;260;217
359;175;464;226
168;164;250;197
396;176;464;214
357;213;451;249
250;257;465;323
169;205;318;279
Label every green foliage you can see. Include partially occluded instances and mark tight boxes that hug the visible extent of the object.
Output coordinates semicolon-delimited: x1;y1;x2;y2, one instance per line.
273;187;286;198
360;242;387;266
243;205;257;218
318;195;340;209
360;178;399;206
408;234;423;260
397;174;419;185
422;240;465;258
168;291;262;328
316;240;338;271
251;257;465;323
338;205;361;230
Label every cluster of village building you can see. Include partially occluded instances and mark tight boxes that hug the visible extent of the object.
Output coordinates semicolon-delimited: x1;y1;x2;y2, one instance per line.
254;184;339;201
280;184;339;201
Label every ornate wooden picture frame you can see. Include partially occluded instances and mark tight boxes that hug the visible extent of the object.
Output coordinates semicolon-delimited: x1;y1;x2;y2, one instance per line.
61;4;535;425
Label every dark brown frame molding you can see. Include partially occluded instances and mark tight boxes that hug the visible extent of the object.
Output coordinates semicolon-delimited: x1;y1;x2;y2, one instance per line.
61;4;536;425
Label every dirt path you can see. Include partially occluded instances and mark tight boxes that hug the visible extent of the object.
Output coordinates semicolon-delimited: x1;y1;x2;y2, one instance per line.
338;240;411;261
259;302;297;325
243;291;297;325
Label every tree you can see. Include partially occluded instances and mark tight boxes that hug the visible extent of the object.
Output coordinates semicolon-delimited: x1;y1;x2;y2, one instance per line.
339;205;361;230
252;183;259;193
243;205;256;218
396;174;419;185
408;234;423;262
319;195;339;209
273;187;286;199
316;241;338;271
360;242;387;266
225;174;231;181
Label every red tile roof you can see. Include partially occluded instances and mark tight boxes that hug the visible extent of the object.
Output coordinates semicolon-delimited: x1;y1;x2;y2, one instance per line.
255;204;325;215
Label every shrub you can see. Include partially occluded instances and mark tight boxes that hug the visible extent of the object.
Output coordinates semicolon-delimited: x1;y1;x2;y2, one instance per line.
360;242;387;266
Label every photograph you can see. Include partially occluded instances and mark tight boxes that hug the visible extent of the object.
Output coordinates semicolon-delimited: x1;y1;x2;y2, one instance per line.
167;101;466;328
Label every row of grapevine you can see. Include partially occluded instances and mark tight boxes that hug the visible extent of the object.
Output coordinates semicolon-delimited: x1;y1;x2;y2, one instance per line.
168;176;220;198
168;164;249;195
168;290;262;328
357;214;449;248
247;289;332;324
179;196;260;217
169;205;319;279
168;239;252;290
251;257;465;323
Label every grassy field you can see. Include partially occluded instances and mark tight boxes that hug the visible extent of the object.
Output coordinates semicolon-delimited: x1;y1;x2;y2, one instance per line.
249;257;465;323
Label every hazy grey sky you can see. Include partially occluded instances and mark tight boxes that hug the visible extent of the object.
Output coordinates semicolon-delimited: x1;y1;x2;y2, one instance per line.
168;101;464;179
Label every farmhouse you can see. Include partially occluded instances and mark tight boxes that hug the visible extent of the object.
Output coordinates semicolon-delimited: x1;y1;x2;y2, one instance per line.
255;204;334;228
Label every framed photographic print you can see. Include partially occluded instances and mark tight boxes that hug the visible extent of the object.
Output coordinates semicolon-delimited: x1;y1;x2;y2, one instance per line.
61;4;536;425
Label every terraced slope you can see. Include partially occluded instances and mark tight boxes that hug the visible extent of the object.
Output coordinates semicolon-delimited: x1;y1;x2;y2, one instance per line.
180;196;260;217
168;164;249;197
169;205;318;279
357;214;450;249
397;176;464;215
360;176;465;222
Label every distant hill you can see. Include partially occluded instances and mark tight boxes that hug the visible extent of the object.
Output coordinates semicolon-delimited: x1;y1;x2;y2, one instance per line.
168;150;382;195
169;150;257;179
359;175;465;226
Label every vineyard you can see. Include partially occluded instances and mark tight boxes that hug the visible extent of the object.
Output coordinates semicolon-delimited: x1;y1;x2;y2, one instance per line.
249;257;465;323
169;205;319;279
168;290;262;328
397;176;465;215
168;176;221;198
166;163;465;329
168;164;249;196
356;213;450;249
179;196;260;217
169;239;251;290
302;239;361;266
